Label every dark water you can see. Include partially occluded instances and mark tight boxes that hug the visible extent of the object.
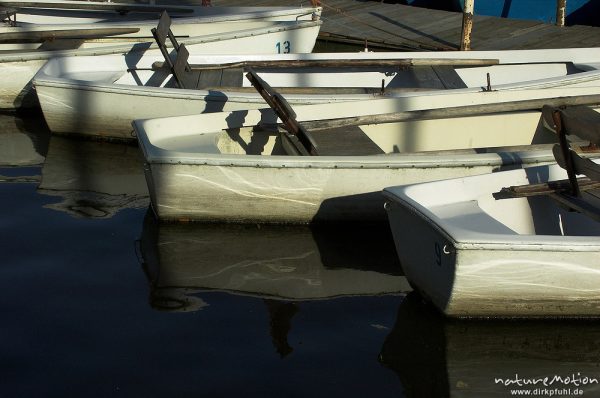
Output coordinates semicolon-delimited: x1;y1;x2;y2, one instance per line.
4;111;600;398
0;111;408;397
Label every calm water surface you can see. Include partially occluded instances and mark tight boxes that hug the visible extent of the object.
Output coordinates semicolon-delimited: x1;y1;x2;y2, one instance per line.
0;111;408;397
3;111;600;397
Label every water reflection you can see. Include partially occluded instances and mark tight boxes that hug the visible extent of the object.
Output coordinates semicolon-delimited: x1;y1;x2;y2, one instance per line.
381;293;600;397
0;110;148;217
37;135;148;218
0;110;49;168
139;212;410;311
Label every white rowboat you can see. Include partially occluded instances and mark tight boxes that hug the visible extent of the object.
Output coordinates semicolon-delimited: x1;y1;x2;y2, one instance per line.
133;87;600;224
384;104;600;318
34;47;600;138
383;161;600;318
1;19;321;108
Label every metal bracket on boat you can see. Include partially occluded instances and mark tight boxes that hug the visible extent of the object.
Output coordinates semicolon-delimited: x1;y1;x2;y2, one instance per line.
482;72;493;92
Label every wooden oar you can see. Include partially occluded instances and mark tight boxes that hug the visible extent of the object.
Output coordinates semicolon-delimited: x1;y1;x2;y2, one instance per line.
246;68;318;156
0;1;194;13
0;27;140;43
151;57;500;71
493;178;600;199
297;95;600;132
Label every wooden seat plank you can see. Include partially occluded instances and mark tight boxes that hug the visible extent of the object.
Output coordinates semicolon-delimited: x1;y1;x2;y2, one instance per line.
410;66;446;90
220;68;244;87
431;65;467;89
196;69;223;89
310;126;385;156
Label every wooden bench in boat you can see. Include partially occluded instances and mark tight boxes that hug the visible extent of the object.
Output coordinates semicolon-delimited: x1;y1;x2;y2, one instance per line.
494;104;600;222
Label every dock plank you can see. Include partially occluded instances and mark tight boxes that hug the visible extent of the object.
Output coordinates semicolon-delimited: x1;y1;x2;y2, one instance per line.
216;0;600;50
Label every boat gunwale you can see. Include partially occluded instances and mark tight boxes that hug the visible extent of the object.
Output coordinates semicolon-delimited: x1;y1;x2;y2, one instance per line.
0;20;322;63
31;53;600;96
3;5;322;27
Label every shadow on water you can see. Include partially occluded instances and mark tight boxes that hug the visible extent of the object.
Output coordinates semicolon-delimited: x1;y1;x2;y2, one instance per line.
381;293;600;397
566;1;600;26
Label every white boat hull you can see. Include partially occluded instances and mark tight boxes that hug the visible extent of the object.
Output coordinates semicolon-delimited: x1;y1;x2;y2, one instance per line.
2;21;321;109
33;47;600;137
1;0;321;24
383;162;600;318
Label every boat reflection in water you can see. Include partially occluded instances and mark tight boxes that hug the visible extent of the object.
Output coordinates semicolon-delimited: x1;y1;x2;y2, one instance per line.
140;214;410;357
37;135;148;218
381;293;600;397
0;110;49;169
140;212;410;312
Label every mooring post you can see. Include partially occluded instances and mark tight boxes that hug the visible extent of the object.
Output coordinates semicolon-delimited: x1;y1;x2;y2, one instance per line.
460;0;474;50
556;0;566;26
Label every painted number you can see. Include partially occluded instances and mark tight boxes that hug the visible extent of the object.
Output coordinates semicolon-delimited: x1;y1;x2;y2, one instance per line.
276;41;291;53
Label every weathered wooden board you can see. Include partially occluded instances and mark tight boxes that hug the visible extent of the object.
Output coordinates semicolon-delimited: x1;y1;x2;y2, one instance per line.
214;0;600;50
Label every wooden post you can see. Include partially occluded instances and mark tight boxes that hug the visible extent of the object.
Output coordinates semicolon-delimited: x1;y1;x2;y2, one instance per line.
460;0;474;51
556;0;566;27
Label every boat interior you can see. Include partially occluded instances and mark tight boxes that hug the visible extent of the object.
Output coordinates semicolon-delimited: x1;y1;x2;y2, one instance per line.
398;105;600;238
117;53;588;94
36;9;597;94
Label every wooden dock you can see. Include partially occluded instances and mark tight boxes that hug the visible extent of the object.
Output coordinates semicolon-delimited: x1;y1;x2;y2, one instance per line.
216;0;600;51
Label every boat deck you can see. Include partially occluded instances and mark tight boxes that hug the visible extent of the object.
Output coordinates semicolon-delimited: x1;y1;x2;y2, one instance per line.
216;0;600;51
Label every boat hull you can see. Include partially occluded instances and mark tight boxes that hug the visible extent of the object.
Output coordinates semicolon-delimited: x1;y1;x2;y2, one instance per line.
3;21;320;109
144;160;506;224
384;163;600;318
133;86;600;224
32;47;600;137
